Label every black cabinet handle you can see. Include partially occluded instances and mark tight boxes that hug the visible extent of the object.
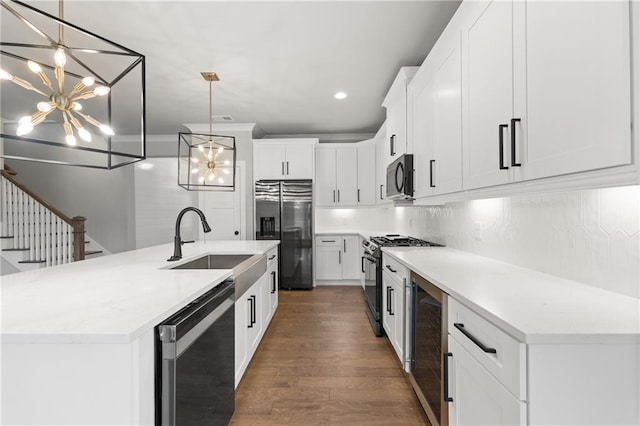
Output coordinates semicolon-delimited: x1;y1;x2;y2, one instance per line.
247;296;254;328
444;352;454;402
386;264;397;273
453;323;497;354
390;134;396;156
271;271;276;294
380;184;383;200
357;189;360;203
338;250;342;264
499;124;509;170
389;288;394;315
321;239;336;243
251;295;257;326
286;161;289;175
281;162;285;176
333;190;336;203
268;254;276;260
343;239;346;252
337;189;340;203
429;159;436;188
511;118;521;167
386;286;391;313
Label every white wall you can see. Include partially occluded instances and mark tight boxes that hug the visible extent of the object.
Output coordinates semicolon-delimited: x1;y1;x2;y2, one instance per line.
316;185;640;299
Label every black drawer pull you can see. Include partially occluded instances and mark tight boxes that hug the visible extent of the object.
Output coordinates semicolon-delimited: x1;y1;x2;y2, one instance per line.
247;297;254;328
271;271;276;294
499;124;509;170
386;286;391;313
453;323;497;354
268;254;276;260
429;159;436;188
321;240;336;243
511;118;521;167
385;265;397;273
444;352;454;402
380;184;383;200
361;256;365;273
389;288;394;315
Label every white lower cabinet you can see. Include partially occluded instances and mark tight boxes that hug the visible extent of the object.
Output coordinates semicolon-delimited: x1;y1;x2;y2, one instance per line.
315;235;361;281
235;249;279;388
382;254;409;367
448;336;526;426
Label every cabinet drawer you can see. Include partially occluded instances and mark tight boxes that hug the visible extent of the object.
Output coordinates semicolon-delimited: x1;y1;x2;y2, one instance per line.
266;247;278;268
315;236;342;247
381;253;408;282
448;298;526;400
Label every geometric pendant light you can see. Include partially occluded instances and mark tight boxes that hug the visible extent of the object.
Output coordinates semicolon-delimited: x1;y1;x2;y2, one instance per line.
0;0;146;169
178;72;236;191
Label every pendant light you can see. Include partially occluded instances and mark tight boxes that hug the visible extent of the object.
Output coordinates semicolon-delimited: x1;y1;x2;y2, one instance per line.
0;0;146;169
178;72;236;191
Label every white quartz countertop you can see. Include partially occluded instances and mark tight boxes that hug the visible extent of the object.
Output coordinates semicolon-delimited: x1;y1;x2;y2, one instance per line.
1;240;279;344
383;247;640;344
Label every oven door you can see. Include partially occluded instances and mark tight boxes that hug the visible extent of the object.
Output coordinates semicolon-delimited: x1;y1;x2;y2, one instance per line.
362;252;383;336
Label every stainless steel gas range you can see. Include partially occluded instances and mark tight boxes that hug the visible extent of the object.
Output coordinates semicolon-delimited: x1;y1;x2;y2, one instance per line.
361;234;442;336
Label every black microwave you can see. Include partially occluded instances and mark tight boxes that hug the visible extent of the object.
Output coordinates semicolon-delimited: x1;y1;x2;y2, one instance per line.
386;154;414;199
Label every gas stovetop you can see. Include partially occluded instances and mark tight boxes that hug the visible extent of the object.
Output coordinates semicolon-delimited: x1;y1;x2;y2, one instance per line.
363;234;443;256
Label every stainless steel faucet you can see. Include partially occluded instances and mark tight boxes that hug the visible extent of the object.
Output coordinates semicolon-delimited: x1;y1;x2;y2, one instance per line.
167;207;212;261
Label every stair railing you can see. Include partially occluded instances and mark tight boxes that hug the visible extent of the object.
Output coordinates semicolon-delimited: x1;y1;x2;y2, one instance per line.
1;167;86;267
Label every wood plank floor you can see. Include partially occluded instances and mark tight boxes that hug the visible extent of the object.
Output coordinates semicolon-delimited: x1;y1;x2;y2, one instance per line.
230;286;430;425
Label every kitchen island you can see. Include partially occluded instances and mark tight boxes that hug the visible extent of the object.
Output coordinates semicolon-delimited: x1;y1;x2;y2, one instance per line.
1;240;279;425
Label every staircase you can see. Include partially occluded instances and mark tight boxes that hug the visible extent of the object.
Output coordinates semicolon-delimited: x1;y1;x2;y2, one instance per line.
1;166;107;274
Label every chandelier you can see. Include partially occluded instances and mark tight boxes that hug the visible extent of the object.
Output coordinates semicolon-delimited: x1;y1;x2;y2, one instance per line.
178;72;236;191
0;0;145;169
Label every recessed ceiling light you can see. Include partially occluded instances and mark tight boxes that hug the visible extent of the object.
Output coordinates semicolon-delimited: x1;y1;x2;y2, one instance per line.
334;91;348;100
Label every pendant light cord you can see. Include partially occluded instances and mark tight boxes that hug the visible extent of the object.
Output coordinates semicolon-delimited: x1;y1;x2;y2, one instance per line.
58;0;64;44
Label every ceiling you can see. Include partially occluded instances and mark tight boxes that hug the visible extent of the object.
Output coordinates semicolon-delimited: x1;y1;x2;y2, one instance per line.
1;0;461;138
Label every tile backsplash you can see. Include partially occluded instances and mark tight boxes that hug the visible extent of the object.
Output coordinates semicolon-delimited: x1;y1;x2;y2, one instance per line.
316;185;640;299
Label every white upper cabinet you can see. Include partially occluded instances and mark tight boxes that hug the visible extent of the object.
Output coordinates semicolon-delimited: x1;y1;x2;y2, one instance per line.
409;21;463;198
462;0;514;190
461;0;632;191
356;141;377;206
382;67;419;164
315;142;377;207
253;139;316;181
517;1;631;180
375;124;393;205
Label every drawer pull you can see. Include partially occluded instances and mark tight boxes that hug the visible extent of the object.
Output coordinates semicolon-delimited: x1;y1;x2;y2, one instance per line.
268;254;276;260
453;323;497;354
321;240;336;243
385;265;397;273
510;118;522;167
499;124;509;170
444;352;454;402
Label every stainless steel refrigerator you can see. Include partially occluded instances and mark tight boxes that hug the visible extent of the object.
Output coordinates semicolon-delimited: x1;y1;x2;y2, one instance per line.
255;180;313;290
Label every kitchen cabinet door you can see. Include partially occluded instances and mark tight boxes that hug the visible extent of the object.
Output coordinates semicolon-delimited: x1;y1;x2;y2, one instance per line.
254;143;286;180
234;292;249;387
315;147;338;206
391;276;405;363
356;141;376;205
247;278;264;358
285;143;314;179
448;336;526;426
432;29;463;195
336;147;358;206
261;271;272;331
268;267;278;322
517;1;631;181
341;236;360;280
407;62;435;198
462;0;513;190
382;273;393;338
315;245;342;280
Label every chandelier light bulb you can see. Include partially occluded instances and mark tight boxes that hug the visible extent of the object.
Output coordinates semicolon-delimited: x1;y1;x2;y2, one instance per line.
65;135;77;146
191;158;199;163
27;61;42;73
217;146;224;154
99;124;114;136
54;48;66;67
93;86;110;96
198;176;205;183
16;117;33;136
223;169;230;175
72;102;83;111
198;145;205;152
208;174;215;182
224;160;230;165
78;127;92;142
0;69;12;80
191;168;198;174
37;102;52;112
82;77;95;87
218;177;224;184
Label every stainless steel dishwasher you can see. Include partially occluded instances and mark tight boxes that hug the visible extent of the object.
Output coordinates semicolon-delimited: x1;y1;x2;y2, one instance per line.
156;279;235;426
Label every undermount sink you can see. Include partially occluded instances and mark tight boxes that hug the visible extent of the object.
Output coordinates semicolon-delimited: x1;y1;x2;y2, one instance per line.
170;253;267;297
